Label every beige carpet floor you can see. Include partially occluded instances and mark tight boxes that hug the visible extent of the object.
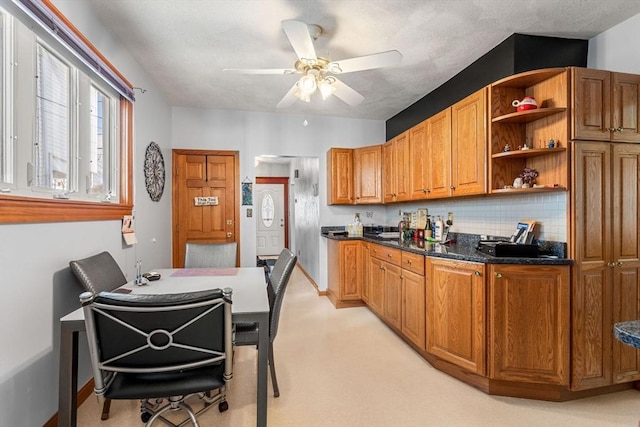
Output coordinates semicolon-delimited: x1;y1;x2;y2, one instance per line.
77;266;640;426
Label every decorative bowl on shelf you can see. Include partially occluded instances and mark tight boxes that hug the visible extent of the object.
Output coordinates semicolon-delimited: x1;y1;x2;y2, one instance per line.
512;96;538;112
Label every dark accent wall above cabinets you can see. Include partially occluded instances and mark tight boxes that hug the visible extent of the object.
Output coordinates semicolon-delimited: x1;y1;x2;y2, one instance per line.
386;33;588;140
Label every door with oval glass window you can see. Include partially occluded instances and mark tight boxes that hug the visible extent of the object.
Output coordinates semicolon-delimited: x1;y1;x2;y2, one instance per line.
255;177;288;256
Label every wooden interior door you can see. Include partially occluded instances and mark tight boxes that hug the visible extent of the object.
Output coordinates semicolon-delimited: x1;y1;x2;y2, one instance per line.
172;150;239;267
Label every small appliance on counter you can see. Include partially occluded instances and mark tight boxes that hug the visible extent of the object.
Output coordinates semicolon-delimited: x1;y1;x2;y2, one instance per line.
476;241;539;258
476;219;540;258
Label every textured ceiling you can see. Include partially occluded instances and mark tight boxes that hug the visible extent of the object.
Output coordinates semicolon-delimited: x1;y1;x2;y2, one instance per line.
86;0;640;120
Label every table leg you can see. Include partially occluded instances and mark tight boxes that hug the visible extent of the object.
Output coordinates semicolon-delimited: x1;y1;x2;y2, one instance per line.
59;323;80;427
256;312;269;427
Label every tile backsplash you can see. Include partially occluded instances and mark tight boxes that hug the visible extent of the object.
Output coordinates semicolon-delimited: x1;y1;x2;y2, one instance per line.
387;192;567;242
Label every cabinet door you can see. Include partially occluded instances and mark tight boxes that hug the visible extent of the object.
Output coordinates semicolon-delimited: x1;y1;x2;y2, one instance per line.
572;68;611;141
489;264;570;385
382;140;396;202
354;145;382;204
394;131;411;201
409;121;429;199
341;241;362;300
571;142;612;389
368;256;385;316
427;108;452;199
451;88;487;196
402;268;426;351
327;148;353;205
611;72;640;143
611;143;640;382
426;258;485;374
384;263;402;330
361;242;370;304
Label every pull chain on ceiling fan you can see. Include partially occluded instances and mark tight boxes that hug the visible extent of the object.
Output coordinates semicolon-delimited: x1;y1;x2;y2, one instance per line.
223;19;402;108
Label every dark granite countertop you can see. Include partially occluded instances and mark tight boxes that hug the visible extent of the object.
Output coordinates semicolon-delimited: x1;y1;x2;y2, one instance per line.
322;229;572;266
614;321;640;349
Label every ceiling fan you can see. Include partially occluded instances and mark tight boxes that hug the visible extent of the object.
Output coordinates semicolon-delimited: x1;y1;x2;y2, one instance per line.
223;19;402;108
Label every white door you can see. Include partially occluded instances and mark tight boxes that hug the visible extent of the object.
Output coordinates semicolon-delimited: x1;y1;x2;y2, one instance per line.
256;183;286;256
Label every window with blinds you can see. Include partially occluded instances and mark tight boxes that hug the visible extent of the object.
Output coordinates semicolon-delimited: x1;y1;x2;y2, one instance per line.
0;2;132;223
34;43;71;191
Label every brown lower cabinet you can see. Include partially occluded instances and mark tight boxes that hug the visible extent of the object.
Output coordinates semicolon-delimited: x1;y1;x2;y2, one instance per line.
327;238;637;400
427;258;486;375
488;264;570;385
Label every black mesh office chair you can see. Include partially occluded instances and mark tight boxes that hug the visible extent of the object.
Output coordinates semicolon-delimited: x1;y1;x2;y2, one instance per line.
234;248;296;397
69;251;128;420
184;242;237;268
81;288;233;427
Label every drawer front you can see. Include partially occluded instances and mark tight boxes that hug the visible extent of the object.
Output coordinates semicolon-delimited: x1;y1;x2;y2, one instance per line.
371;244;402;266
401;251;425;275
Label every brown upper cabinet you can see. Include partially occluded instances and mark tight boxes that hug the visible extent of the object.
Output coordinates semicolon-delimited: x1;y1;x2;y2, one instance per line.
383;131;410;202
327;148;353;204
327;146;383;205
489;68;570;193
572;68;640;143
354;145;383;204
426;108;453;199
451;88;487;197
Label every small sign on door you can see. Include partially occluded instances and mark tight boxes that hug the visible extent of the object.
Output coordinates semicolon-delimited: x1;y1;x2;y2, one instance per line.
194;196;219;206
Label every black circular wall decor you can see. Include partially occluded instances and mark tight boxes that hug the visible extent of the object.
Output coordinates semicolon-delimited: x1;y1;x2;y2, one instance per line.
144;142;165;201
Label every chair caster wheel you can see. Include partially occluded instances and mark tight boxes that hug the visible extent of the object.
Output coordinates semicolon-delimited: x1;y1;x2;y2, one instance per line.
219;401;229;412
141;412;152;423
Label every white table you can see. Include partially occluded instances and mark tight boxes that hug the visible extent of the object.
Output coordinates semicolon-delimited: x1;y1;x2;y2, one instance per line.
58;267;270;427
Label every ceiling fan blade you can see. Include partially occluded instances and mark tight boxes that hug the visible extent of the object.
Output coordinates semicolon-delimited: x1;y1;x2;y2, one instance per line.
281;19;317;64
328;50;402;74
276;82;299;108
223;68;297;75
331;78;365;106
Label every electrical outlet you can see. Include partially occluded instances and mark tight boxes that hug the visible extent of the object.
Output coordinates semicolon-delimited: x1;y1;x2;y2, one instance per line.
447;212;454;225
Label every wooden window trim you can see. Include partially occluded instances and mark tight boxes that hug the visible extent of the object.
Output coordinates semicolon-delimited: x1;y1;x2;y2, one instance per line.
0;100;133;223
0;1;134;224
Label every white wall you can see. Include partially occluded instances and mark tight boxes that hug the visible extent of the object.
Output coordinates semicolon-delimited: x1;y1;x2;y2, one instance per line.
171;107;385;289
0;1;173;425
588;13;640;73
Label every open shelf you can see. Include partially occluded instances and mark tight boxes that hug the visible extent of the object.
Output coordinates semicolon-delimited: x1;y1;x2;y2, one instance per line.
492;147;566;159
492;107;567;124
492;68;567;89
491;186;567;194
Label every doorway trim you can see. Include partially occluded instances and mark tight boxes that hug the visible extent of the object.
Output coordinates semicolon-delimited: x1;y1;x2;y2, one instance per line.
256;176;289;250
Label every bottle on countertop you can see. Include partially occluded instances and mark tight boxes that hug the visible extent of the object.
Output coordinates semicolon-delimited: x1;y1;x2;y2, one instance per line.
354;213;363;237
425;216;433;239
434;215;444;241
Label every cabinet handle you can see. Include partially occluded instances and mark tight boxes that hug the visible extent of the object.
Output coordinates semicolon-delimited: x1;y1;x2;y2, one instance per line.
494;272;502;278
617;261;623;267
406;259;412;264
607;262;615;267
379;265;384;270
226;232;233;238
474;270;481;276
387;254;392;258
422;189;427;193
450;185;455;190
616;127;623;132
607;127;616;132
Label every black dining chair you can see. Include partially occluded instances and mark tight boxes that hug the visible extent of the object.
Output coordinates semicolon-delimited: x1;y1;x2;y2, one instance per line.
81;288;233;427
69;251;128;420
234;248;297;397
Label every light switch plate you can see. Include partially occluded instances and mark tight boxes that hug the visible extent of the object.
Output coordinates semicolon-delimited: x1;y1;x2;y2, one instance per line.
247;208;253;217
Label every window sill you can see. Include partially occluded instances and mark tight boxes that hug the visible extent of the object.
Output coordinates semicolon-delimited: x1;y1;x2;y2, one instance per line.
0;194;133;223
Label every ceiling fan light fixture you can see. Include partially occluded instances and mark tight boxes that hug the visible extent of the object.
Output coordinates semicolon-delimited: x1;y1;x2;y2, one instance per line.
318;77;336;100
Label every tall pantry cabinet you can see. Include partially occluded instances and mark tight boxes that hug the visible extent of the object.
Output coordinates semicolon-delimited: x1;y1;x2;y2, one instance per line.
570;67;640;390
